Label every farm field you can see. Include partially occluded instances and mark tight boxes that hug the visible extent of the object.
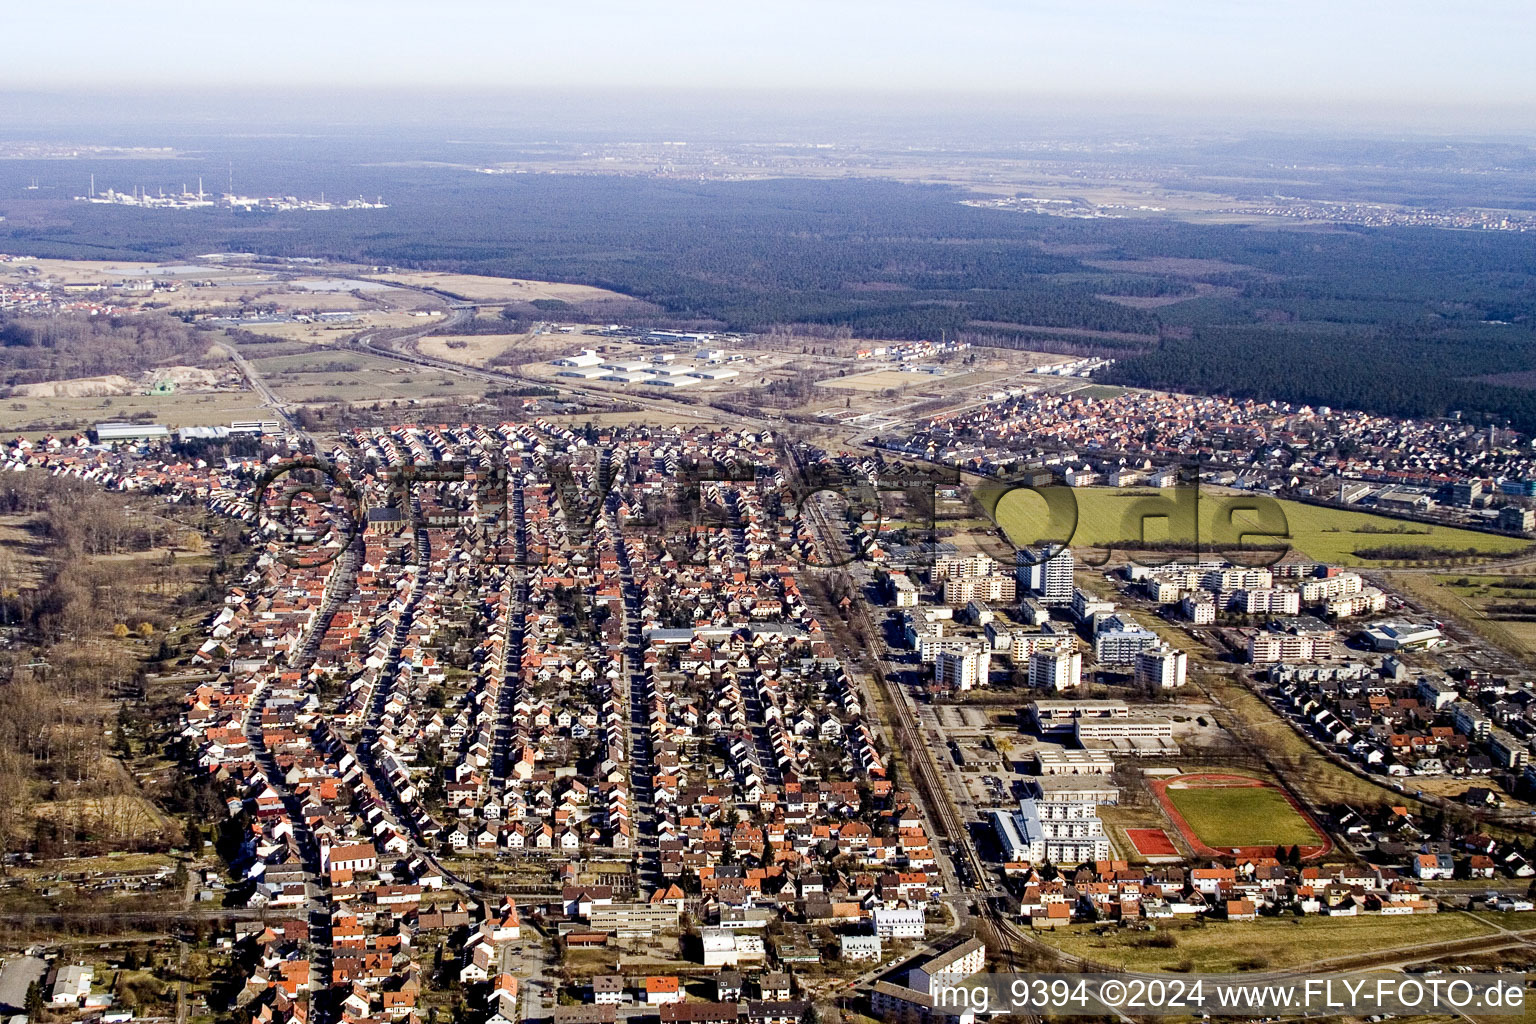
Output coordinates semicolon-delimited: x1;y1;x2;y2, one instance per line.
1158;775;1325;851
816;368;940;391
417;331;535;367
990;486;1530;566
0;390;271;434
414;328;614;368
231;310;428;345
1036;913;1498;973
248;348;487;406
359;270;634;305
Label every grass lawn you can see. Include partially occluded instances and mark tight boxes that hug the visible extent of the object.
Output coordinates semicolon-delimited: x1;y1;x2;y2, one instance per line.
0;391;272;434
1394;572;1536;666
1163;784;1321;848
1036;913;1498;972
1193;672;1437;815
990;487;1529;566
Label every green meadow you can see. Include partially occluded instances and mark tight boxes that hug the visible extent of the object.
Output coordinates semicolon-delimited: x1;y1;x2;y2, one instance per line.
986;486;1529;566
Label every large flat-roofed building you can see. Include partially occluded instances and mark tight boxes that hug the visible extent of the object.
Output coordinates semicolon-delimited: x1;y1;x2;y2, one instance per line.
1453;703;1492;742
1201;567;1273;592
1028;699;1129;734
1074;716;1178;756
1033;748;1114;775
94;421;170;442
1359;620;1442;651
990;807;1038;863
588;901;681;937
1491;729;1528;770
700;928;748;967
1071;588;1116;622
1374;488;1433;512
599;371;656;384
1181;593;1216;624
1300;572;1364;602
1326;588;1389;619
557;366;608;379
229;419;282;435
1031;775;1120;805
553;349;603;367
1231;588;1301;615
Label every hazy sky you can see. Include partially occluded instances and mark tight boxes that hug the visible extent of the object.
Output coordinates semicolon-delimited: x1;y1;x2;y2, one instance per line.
7;0;1535;110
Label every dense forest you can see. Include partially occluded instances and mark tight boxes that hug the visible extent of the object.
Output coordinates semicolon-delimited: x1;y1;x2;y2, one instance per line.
0;312;221;387
1098;322;1536;431
6;169;1536;425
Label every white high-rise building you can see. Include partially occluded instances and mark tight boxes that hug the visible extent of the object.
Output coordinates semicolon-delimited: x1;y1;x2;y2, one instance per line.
1028;649;1082;692
1134;644;1187;689
935;647;992;690
1018;546;1074;606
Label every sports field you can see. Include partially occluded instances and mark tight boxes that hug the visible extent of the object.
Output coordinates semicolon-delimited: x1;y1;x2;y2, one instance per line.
990;485;1529;566
1125;827;1178;857
1151;773;1329;858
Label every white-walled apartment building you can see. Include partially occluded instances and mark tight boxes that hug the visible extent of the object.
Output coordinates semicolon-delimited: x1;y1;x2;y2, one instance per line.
1028;649;1082;692
933;553;1001;581
1326;588;1389;619
1142;578;1185;603
1247;631;1325;663
1299;572;1364;603
1071;588;1117;622
1181;592;1216;624
1018;546;1074;606
943;574;1016;604
908;939;987;993
993;798;1112;864
1093;615;1160;664
1453;703;1492;742
1133;644;1187;689
935;647;992;690
891;574;919;607
1009;632;1077;663
1201;567;1273;592
1231;588;1301;615
871;907;927;939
